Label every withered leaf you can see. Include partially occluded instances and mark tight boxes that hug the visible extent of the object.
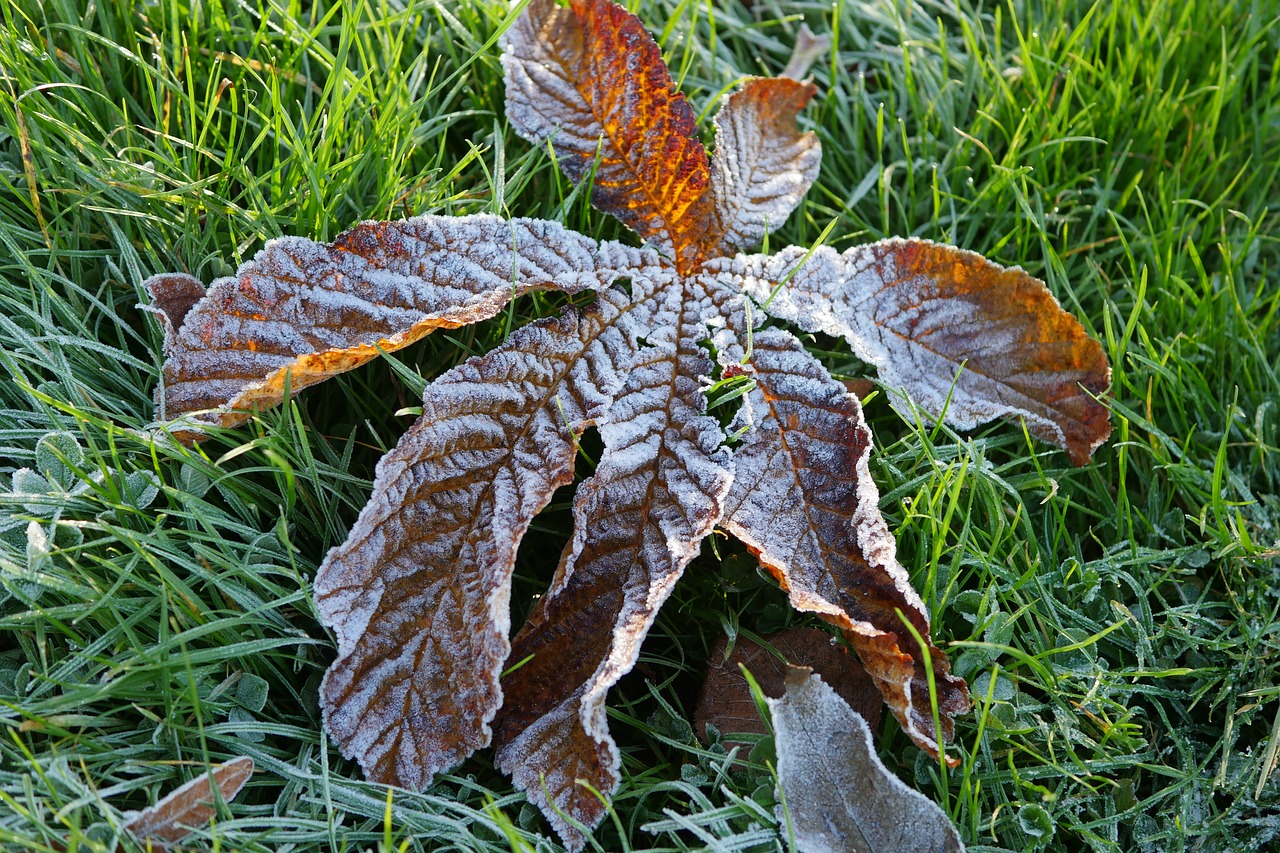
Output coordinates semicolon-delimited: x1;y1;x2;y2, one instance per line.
315;286;656;790
710;239;1112;464
492;280;732;846
695;628;882;755
770;668;965;853
141;0;1110;848
148;216;655;431
718;327;969;759
503;0;718;274
122;756;253;849
707;76;821;256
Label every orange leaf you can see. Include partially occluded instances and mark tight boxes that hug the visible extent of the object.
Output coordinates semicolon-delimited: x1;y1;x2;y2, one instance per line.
503;0;718;273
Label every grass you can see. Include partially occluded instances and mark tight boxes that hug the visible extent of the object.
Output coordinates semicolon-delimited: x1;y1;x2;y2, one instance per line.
0;0;1277;849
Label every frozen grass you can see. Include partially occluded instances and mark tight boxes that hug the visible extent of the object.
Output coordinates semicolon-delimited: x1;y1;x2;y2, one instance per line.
0;0;1277;850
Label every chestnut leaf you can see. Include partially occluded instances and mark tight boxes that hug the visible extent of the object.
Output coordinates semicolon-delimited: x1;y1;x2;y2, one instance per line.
143;0;1110;847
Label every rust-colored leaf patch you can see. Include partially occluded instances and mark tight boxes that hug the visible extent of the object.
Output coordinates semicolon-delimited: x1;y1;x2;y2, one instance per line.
694;628;882;755
123;756;253;849
707;76;821;256
142;0;1110;848
714;239;1111;464
503;0;718;273
149;216;653;432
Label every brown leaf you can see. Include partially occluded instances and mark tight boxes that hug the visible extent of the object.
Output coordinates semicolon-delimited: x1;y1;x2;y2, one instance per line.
694;627;882;754
770;668;966;853
707;76;821;256
503;0;718;274
713;239;1112;464
122;756;253;849
136;4;1114;849
314;285;657;790
492;277;732;849
843;377;876;400
146;215;659;431
143;273;207;351
717;328;969;762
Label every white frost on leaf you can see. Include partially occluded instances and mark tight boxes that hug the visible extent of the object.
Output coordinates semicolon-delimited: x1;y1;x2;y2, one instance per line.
138;4;1110;850
493;277;732;851
708;77;821;254
709;237;1111;464
147;214;660;431
123;756;254;850
770;668;966;853
314;285;655;791
717;327;967;759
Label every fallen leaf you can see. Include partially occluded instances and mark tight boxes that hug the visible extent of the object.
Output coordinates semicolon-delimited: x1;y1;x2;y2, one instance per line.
122;756;254;849
141;1;1110;848
712;240;1111;464
770;667;965;853
694;627;882;756
718;328;970;758
503;0;718;273
148;217;651;432
706;75;821;256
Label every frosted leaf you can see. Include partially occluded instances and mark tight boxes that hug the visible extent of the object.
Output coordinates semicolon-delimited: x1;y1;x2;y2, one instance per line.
133;3;1114;849
719;328;968;761
711;238;1112;464
147;214;660;430
779;24;832;82
708;76;821;255
501;0;717;273
315;286;654;790
143;272;207;356
123;756;253;849
492;277;732;850
770;669;966;853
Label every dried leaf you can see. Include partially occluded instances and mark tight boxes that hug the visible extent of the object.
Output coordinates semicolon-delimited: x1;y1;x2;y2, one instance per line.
718;328;969;760
770;668;965;853
712;239;1112;464
492;277;732;847
123;756;253;849
502;0;717;273
145;215;658;430
708;76;821;255
779;24;832;82
143;273;207;352
315;285;656;789
140;2;1112;848
695;628;882;754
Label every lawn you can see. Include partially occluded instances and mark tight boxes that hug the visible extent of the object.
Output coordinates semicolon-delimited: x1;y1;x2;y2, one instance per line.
0;0;1277;850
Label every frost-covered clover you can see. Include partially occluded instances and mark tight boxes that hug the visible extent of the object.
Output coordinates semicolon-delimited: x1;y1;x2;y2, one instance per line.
143;0;1110;846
